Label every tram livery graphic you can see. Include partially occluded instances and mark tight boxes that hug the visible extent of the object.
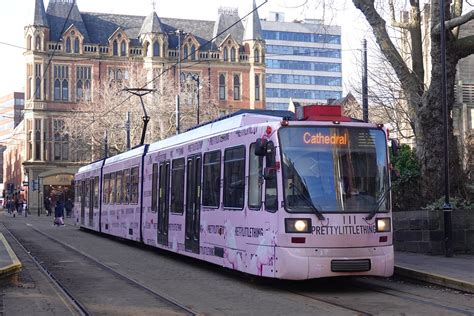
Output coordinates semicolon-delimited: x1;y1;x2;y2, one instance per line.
74;106;395;280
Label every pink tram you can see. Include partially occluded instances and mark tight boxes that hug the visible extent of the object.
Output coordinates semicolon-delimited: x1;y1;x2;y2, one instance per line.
74;105;395;280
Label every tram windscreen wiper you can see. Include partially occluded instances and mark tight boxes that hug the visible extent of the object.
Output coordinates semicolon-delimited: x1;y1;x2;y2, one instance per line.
289;181;325;221
365;185;389;220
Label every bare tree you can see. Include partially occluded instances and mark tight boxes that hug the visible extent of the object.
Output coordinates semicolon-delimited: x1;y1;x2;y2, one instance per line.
352;0;474;200
65;62;220;162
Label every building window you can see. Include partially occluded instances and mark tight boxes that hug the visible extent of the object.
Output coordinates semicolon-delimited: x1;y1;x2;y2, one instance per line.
153;41;160;57
35;119;41;160
255;74;260;101
191;45;196;60
113;40;118;56
219;74;226;100
53;119;69;161
27;35;32;50
66;38;71;53
254;48;259;63
27;120;33;160
74;38;80;53
233;74;240;100
35;64;42;100
76;66;92;101
223;47;228;61
35;35;41;50
53;65;69;101
183;45;188;60
231;47;236;62
121;41;126;56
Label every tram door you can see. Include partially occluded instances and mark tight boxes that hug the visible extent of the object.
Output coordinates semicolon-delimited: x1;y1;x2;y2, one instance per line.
80;180;86;225
185;155;201;254
88;178;94;226
157;161;170;246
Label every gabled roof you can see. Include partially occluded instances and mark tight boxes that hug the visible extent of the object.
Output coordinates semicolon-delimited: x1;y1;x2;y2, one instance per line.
46;0;90;42
139;11;164;35
212;9;244;47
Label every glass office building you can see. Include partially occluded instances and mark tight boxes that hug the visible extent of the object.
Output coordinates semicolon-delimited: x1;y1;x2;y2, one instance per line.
261;13;343;110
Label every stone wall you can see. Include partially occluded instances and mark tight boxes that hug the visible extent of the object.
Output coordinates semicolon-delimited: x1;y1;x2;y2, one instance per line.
393;209;474;254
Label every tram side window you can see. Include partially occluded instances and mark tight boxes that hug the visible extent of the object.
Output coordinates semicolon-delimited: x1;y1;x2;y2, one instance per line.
116;170;123;204
248;143;263;210
94;176;99;207
171;158;185;213
202;151;221;207
85;180;90;208
151;163;158;212
123;169;130;204
110;172;116;204
131;167;139;204
223;146;245;209
103;174;110;204
265;141;278;212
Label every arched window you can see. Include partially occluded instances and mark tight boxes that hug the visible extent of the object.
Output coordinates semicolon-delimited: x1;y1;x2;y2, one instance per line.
223;47;228;61
233;74;240;100
84;80;91;101
230;47;236;62
153;41;160;57
54;79;61;100
219;74;226;100
120;41;126;56
35;129;41;160
254;48;260;63
183;45;188;60
191;45;196;60
28;78;33;100
66;38;71;53
117;69;123;80
76;79;83;101
113;40;118;56
62;79;68;101
35;35;41;50
35;77;41;100
255;74;260;101
74;38;80;53
27;35;32;50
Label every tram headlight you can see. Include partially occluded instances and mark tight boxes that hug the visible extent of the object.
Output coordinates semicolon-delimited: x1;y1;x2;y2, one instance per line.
376;218;391;232
285;218;312;233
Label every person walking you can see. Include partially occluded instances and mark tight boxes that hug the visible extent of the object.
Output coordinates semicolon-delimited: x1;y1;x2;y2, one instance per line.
54;198;65;226
65;198;73;218
44;197;52;216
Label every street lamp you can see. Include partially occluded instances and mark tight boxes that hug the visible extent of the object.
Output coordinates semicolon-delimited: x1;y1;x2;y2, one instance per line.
185;73;200;125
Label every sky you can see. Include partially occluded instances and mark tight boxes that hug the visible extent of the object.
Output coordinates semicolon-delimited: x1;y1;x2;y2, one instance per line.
0;0;373;97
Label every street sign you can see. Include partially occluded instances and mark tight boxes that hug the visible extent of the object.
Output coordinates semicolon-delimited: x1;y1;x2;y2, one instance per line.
22;181;28;186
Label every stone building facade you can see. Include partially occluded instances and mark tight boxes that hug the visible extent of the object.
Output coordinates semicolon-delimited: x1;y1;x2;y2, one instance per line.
22;0;266;213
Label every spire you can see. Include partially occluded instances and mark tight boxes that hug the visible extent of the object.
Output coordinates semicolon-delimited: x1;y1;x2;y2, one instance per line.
243;0;263;41
31;0;49;27
139;11;164;35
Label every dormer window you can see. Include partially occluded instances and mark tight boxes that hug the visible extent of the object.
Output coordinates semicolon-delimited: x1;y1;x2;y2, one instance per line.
74;38;80;53
231;47;236;62
120;41;126;56
223;47;228;61
183;45;188;60
113;40;118;56
35;35;41;51
254;48;260;63
27;35;32;50
191;45;196;61
66;38;71;53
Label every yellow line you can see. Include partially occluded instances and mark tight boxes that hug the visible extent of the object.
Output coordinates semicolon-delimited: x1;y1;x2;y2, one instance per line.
0;232;22;274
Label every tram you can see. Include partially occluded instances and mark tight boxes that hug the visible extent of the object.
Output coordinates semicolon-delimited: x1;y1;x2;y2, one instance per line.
74;105;395;280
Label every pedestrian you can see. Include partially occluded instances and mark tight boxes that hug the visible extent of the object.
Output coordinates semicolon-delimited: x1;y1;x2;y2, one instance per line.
54;198;65;226
65;198;73;218
44;197;52;216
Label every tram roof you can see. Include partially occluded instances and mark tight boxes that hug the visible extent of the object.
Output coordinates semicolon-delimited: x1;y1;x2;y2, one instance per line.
148;110;294;152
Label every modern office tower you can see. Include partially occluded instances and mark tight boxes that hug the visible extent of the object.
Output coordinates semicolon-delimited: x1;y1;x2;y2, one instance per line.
261;12;342;110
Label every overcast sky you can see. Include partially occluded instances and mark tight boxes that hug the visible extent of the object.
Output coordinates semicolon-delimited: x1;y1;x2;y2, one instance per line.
0;0;372;97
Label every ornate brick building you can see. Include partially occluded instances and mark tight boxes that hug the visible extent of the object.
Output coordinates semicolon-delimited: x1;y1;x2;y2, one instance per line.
23;0;265;213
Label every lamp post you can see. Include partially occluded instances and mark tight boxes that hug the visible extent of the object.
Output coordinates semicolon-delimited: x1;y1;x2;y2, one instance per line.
185;73;200;125
439;0;453;257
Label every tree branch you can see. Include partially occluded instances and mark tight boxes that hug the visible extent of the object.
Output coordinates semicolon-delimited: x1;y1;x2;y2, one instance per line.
455;34;474;59
389;0;410;29
433;10;474;34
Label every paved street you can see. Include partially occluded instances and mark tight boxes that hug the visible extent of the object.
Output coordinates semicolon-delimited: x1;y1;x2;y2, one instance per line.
1;212;473;315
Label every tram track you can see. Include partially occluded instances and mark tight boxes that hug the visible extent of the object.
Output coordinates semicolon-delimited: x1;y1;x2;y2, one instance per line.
286;277;473;316
3;222;200;316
